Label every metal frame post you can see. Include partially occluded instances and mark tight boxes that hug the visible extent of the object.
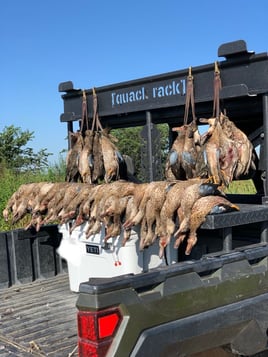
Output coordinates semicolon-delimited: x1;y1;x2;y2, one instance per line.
67;122;74;150
146;111;154;182
222;227;233;252
262;93;268;201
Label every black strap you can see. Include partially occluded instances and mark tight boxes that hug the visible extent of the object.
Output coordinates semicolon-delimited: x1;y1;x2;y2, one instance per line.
81;90;89;131
92;88;103;132
212;62;222;120
183;67;196;125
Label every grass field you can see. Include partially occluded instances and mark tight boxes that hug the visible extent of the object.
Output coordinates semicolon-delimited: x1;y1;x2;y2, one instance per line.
224;179;257;194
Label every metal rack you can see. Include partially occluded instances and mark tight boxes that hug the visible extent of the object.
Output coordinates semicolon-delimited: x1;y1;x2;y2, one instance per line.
201;204;268;253
59;40;268;255
59;39;268;193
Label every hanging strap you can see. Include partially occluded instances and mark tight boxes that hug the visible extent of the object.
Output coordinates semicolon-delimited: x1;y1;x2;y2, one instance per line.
183;67;196;125
92;87;103;132
81;90;89;131
212;61;222;120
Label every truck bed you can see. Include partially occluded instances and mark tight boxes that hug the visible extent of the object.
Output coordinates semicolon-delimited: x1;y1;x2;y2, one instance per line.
0;273;78;357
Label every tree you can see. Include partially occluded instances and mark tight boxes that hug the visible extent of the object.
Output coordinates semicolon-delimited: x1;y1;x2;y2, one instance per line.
111;124;169;181
0;125;52;172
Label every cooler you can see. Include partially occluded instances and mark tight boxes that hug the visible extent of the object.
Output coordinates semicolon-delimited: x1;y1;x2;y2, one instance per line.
57;222;166;292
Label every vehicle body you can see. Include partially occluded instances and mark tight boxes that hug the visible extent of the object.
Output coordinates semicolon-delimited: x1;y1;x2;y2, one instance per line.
57;40;268;357
2;40;268;357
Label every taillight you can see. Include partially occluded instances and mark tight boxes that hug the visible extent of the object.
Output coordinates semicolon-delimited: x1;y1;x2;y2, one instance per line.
77;307;122;357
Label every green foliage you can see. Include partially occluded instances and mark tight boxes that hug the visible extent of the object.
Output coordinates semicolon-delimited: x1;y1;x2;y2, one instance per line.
0;159;66;232
0;125;52;172
42;156;67;182
111;124;169;180
111;126;142;178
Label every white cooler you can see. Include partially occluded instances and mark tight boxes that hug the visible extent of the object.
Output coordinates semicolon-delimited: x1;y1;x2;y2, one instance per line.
57;222;168;292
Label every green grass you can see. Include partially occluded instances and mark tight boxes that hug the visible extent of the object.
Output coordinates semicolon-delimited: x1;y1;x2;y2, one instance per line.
224;179;257;194
0;160;65;231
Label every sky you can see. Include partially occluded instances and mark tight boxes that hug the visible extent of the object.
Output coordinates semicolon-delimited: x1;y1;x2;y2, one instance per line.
1;0;268;164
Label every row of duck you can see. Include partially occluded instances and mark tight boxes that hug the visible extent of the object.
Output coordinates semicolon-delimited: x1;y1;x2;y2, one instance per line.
2;179;239;257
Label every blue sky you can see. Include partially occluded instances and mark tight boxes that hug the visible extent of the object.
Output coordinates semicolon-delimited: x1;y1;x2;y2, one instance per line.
1;0;267;163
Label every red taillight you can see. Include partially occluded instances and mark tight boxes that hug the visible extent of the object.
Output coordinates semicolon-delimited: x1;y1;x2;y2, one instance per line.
77;307;122;357
98;312;120;339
